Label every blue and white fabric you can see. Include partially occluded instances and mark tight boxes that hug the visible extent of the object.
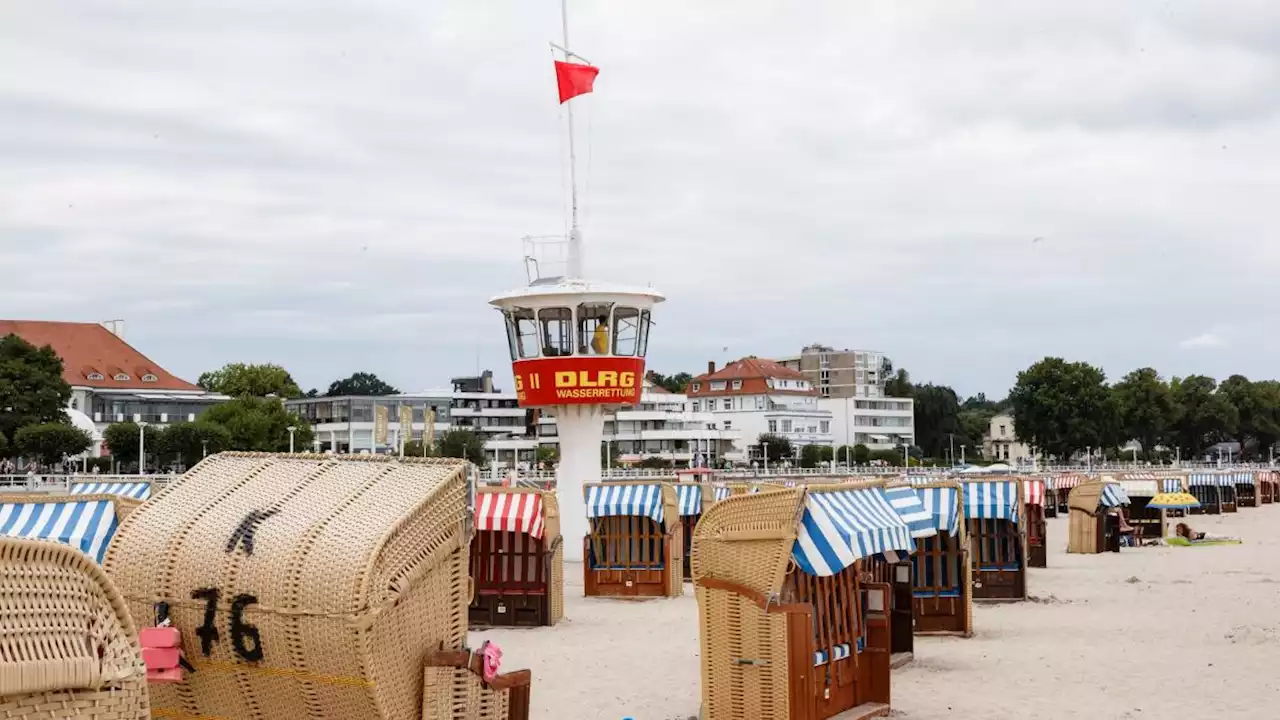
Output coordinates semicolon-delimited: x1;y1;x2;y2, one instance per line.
792;488;914;577
713;485;731;502
1099;484;1128;508
963;481;1019;523
676;484;702;516
586;484;664;523
1161;477;1183;493
71;481;152;500
915;486;961;536
1230;472;1255;486
0;500;119;563
883;486;936;539
1188;473;1233;488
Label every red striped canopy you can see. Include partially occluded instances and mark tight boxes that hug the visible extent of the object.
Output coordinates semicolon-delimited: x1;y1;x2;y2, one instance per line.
1052;474;1086;490
1023;479;1046;506
475;492;545;539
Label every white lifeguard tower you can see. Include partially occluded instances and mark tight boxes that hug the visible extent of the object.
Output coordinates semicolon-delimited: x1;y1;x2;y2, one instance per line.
489;2;663;562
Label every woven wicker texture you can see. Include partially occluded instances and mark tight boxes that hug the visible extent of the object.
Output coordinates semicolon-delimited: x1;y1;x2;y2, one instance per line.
421;667;509;720
690;488;803;597
0;537;148;719
102;452;472;720
694;586;790;719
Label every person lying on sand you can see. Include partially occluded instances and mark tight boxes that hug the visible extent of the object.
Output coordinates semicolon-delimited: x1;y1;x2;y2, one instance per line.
1173;522;1240;543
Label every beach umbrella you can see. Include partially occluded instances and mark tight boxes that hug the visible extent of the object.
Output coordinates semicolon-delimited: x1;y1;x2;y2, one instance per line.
1147;492;1201;510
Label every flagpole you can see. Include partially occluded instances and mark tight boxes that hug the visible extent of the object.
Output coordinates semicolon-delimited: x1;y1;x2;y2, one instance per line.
561;0;583;278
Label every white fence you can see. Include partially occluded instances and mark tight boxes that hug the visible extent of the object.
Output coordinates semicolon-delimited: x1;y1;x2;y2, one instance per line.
0;474;180;494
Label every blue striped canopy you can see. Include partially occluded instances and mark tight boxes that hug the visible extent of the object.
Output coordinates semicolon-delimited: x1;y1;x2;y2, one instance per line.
0;500;119;563
71;481;151;500
1189;473;1233;488
1161;478;1183;493
676;484;702;516
1099;484;1129;508
713;485;731;502
792;488;914;577
1230;472;1255;486
883;487;935;539
915;486;961;536
963;481;1019;523
585;484;664;523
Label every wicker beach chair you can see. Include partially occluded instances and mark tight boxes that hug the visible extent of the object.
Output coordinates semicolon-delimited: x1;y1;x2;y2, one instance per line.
1187;473;1226;515
103;452;531;720
583;481;682;598
469;487;564;628
676;481;712;581
901;480;972;637
961;477;1027;602
1231;471;1259;508
1022;478;1048;568
1067;480;1127;554
1259;471;1278;504
1117;475;1164;542
0;537;149;720
692;482;909;720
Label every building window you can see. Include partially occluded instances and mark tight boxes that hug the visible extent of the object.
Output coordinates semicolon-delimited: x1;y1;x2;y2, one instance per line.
86;372;104;381
821;387;830;397
781;419;792;433
724;421;732;430
710;381;726;391
755;396;764;409
820;421;830;434
511;309;540;359
999;425;1006;437
113;373;130;381
141;373;158;382
731;380;742;390
768;420;777;433
692;382;701;392
537;307;573;356
722;399;731;411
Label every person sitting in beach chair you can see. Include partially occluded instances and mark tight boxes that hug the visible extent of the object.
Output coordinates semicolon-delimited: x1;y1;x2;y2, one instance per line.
1116;508;1139;547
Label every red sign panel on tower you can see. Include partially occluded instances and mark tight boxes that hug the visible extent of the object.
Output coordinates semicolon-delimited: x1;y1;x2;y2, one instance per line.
512;356;645;406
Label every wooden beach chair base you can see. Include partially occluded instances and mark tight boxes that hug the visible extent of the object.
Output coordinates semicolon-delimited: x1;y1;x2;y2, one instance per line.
423;650;533;720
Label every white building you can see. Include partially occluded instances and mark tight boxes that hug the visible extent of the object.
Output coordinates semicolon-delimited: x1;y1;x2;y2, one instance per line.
820;396;915;451
687;357;834;459
538;381;741;467
776;344;888;399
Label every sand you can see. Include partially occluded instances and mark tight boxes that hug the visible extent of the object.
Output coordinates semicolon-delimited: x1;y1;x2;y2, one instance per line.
474;508;1280;720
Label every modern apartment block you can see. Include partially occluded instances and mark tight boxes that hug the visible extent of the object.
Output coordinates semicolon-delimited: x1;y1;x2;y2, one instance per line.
776;344;886;399
687;357;834;455
820;396;915;450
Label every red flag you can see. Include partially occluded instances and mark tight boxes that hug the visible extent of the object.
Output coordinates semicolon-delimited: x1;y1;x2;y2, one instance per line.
555;60;599;103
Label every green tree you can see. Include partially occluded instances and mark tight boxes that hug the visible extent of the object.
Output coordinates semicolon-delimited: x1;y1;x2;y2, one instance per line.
600;440;618;465
755;433;793;463
645;371;694;394
0;334;73;446
957;409;993;462
0;431;8;459
852;443;871;465
884;369;912;398
197;363;302;398
103;422;160;469
1170;375;1237;458
156;421;232;469
325;372;399;397
1215;375;1280;458
14;423;92;466
869;449;903;467
436;428;487;466
1008;358;1118;461
535;445;559;467
402;440;435;457
799;444;834;468
1112;368;1176;459
911;384;961;459
199;396;314;452
1249;380;1280;459
834;445;858;465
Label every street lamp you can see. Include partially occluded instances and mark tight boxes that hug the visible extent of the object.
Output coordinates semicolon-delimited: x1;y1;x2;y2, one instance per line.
762;442;769;475
960;444;967;466
201;440;208;458
287;426;297;454
137;421;148;475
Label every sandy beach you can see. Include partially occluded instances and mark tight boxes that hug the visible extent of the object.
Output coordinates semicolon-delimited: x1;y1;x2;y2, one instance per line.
475;508;1280;720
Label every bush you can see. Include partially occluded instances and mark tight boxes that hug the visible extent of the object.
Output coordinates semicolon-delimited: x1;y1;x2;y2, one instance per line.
853;444;871;465
14;422;92;466
868;449;903;467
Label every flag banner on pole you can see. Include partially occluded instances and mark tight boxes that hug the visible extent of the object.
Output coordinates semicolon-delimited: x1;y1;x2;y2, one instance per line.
374;405;389;445
555;60;599;103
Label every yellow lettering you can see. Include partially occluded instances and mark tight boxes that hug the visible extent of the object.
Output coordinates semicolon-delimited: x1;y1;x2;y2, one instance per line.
578;371;598;388
555;371;576;388
598;370;618;388
515;376;524;391
620;372;635;388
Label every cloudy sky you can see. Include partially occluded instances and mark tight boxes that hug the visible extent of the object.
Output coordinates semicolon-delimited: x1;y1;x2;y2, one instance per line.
3;0;1279;397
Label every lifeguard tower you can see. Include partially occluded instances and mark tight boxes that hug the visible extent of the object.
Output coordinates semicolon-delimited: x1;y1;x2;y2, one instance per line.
490;242;662;563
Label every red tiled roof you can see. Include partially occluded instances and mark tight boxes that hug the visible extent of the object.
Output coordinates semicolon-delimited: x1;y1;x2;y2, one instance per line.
0;320;200;391
694;356;807;383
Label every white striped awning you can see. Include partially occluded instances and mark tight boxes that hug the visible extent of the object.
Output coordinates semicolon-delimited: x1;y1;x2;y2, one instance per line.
713;485;731;502
1023;479;1046;506
915;487;961;536
0;500;119;563
475;492;545;539
792;488;913;577
883;487;936;539
1188;473;1233;488
1229;471;1256;486
963;481;1019;523
676;484;703;516
1099;484;1129;508
1119;479;1159;497
70;481;152;500
1160;477;1184;493
585;484;664;523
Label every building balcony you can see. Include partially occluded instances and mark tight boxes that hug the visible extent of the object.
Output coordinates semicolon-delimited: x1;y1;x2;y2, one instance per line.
449;406;526;418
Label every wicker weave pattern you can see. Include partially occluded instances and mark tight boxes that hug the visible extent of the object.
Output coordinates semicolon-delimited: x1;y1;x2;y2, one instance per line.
0;537;148;719
545;492;565;623
695;586;789;719
691;489;804;597
103;452;472;720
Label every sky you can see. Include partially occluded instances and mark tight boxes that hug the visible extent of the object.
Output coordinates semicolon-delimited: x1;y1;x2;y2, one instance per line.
3;0;1280;398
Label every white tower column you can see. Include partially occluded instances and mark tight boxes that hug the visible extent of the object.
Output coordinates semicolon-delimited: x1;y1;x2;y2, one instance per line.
552;403;605;562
